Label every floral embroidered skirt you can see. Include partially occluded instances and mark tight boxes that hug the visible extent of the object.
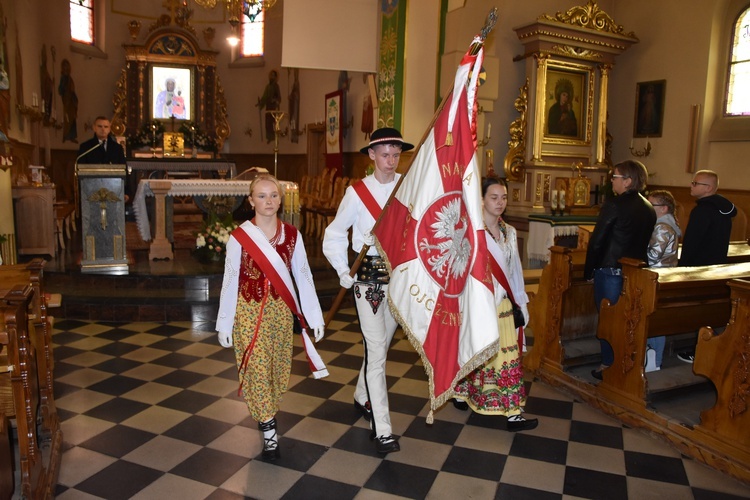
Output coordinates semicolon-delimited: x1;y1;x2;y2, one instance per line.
232;294;294;422
453;298;526;416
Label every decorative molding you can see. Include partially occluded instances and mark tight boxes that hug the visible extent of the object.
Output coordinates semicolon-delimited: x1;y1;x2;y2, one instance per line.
551;45;604;60
539;0;638;39
504;78;528;182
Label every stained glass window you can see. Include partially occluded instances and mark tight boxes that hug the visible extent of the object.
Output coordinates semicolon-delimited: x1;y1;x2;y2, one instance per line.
70;0;94;45
241;8;265;57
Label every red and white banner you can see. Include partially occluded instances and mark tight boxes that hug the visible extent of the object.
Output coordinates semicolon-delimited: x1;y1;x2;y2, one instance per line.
324;90;343;176
373;38;499;417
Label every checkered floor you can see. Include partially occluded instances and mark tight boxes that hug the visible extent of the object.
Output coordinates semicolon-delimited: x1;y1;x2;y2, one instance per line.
48;309;750;499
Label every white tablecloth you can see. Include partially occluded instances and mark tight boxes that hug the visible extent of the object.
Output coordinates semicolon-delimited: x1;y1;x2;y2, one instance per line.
133;179;297;241
527;220;581;264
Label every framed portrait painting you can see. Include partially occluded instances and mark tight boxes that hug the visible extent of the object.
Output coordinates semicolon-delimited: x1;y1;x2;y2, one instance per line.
633;80;666;137
543;64;592;144
151;65;192;121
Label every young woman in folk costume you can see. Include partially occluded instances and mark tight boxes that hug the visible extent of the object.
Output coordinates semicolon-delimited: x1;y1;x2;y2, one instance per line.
453;177;538;432
216;174;327;461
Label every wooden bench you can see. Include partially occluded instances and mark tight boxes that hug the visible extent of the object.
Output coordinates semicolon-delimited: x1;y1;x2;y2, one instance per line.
524;246;598;374
691;278;750;478
596;258;750;411
0;284;61;499
0;259;57;433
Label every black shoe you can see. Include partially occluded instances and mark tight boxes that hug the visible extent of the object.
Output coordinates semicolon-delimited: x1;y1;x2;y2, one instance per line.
677;350;695;363
591;369;603;380
354;400;372;421
452;399;469;411
259;418;280;461
507;416;539;432
375;435;400;454
261;446;281;461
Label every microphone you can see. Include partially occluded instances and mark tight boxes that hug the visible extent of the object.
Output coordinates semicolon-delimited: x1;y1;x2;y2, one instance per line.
75;141;103;164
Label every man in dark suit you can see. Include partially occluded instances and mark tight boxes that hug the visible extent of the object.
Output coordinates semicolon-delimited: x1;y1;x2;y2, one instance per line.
77;116;126;165
77;115;130;211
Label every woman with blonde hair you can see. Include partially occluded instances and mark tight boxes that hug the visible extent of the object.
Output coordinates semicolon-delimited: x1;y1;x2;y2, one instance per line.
216;174;327;460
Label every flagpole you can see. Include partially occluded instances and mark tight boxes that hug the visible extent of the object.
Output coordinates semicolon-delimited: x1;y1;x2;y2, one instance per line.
324;8;498;328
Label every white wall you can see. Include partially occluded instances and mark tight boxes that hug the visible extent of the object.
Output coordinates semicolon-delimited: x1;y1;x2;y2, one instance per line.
4;0;749;192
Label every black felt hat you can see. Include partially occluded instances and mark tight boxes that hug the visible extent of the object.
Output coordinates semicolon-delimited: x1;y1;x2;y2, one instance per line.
359;127;414;154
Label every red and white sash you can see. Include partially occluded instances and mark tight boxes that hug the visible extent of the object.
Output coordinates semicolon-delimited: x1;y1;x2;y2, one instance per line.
352;180;383;221
232;224;329;379
485;233;524;352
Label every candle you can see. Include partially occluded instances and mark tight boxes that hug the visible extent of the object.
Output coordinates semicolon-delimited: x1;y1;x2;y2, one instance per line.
551;190;558;210
559;190;566;209
487;123;491;140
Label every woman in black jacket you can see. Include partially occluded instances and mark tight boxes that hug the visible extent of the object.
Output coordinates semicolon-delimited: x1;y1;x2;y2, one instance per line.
584;160;656;379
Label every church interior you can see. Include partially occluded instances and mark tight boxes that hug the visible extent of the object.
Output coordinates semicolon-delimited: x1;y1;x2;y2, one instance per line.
1;0;750;498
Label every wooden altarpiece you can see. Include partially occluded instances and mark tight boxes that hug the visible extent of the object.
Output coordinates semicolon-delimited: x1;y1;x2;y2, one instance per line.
504;1;638;214
110;22;230;152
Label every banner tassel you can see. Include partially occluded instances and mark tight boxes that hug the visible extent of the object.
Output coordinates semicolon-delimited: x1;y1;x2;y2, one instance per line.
444;131;453;146
427;409;434;424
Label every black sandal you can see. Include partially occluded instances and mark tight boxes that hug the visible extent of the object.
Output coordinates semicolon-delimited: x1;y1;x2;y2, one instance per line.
259;418;280;460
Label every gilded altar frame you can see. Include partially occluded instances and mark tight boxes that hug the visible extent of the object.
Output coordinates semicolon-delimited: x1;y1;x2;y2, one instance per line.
110;24;230;152
505;1;639;211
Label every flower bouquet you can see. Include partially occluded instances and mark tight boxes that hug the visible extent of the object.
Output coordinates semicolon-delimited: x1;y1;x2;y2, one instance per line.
194;213;238;262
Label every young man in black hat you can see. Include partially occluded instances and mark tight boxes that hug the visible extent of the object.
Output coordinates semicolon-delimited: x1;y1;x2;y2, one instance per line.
323;127;413;454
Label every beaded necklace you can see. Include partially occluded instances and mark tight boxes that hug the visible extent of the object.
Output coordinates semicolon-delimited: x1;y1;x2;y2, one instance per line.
485;217;507;243
252;218;283;247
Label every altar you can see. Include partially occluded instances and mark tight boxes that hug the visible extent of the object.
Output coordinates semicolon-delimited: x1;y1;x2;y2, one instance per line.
133;178;299;260
126;158;237;179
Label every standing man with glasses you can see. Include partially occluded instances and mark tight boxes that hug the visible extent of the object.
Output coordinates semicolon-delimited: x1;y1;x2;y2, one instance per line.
584;160;656;380
676;170;736;363
679;170;737;267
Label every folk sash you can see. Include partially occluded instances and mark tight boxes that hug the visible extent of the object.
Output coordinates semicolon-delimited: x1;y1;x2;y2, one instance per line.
352;180;383;221
232;224;328;379
486;233;524;352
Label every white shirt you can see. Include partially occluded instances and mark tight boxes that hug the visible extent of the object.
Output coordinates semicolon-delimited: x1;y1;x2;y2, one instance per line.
322;174;400;277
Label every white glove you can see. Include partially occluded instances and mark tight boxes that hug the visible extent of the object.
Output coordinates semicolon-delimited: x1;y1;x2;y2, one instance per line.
339;271;355;289
363;231;376;247
313;325;325;343
218;331;233;348
520;303;529;328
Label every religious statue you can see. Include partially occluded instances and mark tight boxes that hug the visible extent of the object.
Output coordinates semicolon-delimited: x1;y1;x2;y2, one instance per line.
58;58;78;143
256;69;281;143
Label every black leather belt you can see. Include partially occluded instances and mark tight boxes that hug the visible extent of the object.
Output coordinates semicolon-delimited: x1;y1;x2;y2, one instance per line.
358;255;389;283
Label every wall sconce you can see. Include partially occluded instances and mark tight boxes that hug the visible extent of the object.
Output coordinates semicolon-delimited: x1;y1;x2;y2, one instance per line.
629;137;651;157
478;122;491;147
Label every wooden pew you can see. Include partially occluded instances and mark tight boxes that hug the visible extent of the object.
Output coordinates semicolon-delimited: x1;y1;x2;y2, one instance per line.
0;259;56;434
0;284;61;499
525;249;750;483
691;278;750;478
595;259;750;412
524;246;599;374
726;239;750;263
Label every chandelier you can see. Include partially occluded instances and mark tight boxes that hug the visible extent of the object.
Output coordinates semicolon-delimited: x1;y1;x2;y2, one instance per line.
193;0;277;27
